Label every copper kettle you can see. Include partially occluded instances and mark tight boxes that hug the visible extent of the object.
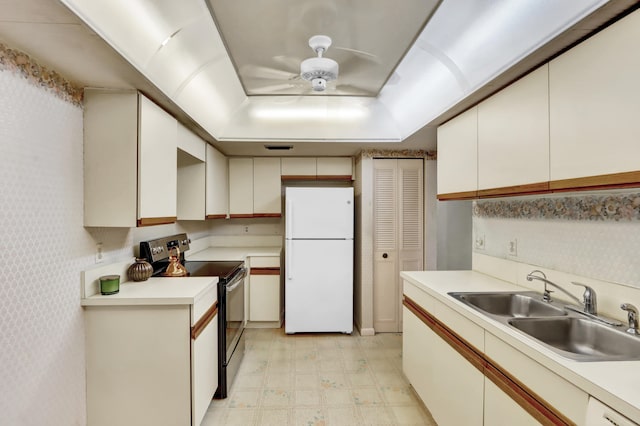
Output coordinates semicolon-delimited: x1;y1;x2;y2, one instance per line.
162;247;188;277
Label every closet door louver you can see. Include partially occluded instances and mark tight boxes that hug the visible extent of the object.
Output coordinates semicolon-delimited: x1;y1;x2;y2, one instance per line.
374;166;397;251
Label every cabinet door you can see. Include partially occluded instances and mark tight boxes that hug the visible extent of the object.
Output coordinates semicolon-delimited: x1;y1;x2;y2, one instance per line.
249;274;280;321
316;157;353;178
437;106;478;198
281;157;316;177
485;380;540;426
206;144;228;219
138;94;177;224
192;313;217;426
228;158;253;217
403;307;484;426
253;157;282;215
549;10;640;186
477;65;549;194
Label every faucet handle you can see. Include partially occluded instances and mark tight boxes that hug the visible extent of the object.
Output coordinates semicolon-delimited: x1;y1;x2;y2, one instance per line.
571;281;597;314
621;303;639;335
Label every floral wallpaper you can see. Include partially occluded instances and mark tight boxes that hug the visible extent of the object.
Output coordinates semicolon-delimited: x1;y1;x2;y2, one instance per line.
359;149;436;160
474;192;640;221
0;43;83;107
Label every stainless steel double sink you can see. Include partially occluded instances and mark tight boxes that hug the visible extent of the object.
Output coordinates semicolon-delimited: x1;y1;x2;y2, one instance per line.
448;291;640;361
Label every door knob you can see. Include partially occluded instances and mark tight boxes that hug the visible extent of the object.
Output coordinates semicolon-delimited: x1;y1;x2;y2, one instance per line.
382;253;388;259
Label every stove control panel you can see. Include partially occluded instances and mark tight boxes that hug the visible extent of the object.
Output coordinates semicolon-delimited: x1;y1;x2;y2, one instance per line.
139;233;191;263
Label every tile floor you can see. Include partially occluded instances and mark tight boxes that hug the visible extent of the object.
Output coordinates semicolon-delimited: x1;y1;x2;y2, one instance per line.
201;328;437;426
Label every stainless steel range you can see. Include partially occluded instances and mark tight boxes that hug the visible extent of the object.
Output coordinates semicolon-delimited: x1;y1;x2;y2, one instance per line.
139;233;246;399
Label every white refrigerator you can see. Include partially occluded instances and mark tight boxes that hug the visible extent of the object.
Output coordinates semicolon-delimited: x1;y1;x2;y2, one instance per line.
285;187;354;334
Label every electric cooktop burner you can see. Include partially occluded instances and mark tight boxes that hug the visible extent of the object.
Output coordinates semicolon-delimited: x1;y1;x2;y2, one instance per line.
153;260;243;279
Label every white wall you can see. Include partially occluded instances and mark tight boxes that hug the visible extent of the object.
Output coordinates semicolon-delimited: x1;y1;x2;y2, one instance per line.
473;191;640;288
0;46;212;425
437;200;473;270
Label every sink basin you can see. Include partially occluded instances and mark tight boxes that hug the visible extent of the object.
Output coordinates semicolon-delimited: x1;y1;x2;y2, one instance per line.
509;317;640;361
449;291;568;318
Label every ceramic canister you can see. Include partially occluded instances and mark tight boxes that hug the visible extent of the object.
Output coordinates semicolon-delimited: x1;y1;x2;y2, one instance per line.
99;275;120;295
127;258;153;282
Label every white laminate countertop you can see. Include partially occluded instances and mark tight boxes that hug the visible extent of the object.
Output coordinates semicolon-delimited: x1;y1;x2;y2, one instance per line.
187;246;282;262
401;270;640;422
81;276;218;306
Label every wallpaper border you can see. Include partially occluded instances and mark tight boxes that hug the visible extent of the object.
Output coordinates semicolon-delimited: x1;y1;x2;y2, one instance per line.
473;192;640;221
0;43;83;107
359;149;436;160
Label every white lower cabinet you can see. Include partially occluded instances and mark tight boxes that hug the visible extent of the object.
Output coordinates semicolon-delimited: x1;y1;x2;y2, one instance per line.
403;281;589;426
484;332;588;425
484;380;539;426
403;306;484;425
248;256;282;326
85;286;218;426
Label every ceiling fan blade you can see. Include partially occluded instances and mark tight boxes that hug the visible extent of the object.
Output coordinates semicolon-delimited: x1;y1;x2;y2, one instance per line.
253;83;299;93
333;46;380;64
239;64;298;81
272;55;302;73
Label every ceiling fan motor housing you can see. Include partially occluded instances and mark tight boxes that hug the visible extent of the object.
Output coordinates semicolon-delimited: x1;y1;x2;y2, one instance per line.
300;57;339;82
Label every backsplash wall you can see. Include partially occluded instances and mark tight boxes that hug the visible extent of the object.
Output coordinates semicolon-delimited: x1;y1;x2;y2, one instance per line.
0;43;212;425
473;191;640;288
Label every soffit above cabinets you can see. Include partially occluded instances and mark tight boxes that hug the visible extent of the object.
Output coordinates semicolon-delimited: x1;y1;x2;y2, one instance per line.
0;0;635;155
205;0;439;97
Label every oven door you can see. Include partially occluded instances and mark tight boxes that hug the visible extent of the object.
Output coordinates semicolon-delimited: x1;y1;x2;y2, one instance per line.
224;269;246;363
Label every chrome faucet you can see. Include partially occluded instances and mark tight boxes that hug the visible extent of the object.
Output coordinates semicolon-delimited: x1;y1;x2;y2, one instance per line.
621;303;639;335
526;270;597;315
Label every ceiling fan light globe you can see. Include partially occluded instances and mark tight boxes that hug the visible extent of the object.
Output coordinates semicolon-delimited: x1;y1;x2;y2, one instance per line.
300;57;339;81
311;78;327;91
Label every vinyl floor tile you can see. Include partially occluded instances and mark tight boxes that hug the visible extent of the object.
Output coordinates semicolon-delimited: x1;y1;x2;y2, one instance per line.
202;328;436;426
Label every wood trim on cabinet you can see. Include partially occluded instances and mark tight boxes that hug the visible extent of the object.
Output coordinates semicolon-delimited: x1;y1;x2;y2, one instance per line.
281;175;352;182
137;216;177;227
316;175;353;181
205;214;227;220
403;296;575;426
281;175;317;181
477;181;550;198
229;214;254;219
437;190;478;201
250;267;280;276
252;213;282;218
550;171;640;192
191;302;218;340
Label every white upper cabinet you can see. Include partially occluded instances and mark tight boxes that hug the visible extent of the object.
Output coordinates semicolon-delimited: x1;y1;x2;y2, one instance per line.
477;64;549;194
138;96;178;223
205;144;228;219
437;106;478;198
549;10;640;187
281;157;317;177
177;124;205;221
281;157;353;180
253;158;282;216
228;158;254;217
316;157;353;178
84;90;177;227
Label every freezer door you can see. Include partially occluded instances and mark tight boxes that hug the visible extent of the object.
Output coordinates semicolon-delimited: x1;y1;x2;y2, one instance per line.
286;187;353;239
285;239;353;334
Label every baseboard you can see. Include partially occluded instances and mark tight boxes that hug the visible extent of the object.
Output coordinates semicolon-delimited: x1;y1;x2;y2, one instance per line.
359;327;375;336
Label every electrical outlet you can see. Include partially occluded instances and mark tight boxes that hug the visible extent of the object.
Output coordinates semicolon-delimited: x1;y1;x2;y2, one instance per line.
243;226;249;233
474;234;485;250
508;238;518;256
95;242;104;263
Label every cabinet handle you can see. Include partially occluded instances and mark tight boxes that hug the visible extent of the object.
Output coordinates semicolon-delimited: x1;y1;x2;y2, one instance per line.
382;253;388;259
191;302;218;340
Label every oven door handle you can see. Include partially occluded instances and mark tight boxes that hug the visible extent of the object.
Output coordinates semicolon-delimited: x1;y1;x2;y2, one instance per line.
225;268;246;293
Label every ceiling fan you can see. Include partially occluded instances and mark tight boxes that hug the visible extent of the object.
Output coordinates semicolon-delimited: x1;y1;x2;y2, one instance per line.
240;34;379;95
300;35;339;92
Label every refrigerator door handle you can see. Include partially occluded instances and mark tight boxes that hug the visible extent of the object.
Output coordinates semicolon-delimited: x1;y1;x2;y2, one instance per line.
286;240;293;280
286;200;293;238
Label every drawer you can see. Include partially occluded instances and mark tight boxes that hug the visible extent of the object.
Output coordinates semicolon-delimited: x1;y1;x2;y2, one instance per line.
191;281;217;325
249;256;280;269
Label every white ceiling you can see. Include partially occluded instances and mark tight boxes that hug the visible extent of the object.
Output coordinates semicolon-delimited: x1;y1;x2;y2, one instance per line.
207;0;439;97
0;0;636;157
